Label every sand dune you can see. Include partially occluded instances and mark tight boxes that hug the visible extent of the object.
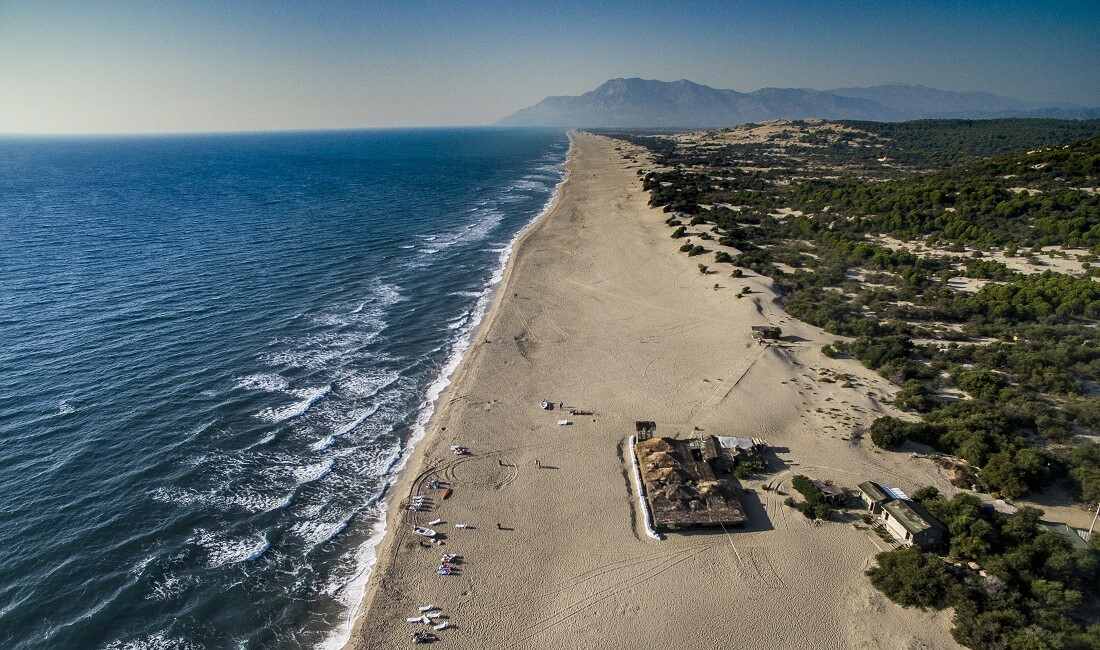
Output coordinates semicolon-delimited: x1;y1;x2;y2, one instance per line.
345;132;962;649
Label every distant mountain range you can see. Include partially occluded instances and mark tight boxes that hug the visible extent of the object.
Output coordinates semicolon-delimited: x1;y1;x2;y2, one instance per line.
497;78;1100;127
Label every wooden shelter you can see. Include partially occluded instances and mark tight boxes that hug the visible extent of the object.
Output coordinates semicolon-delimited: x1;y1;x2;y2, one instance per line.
633;434;747;531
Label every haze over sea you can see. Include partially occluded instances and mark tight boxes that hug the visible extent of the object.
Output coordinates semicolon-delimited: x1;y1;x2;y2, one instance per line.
0;128;568;649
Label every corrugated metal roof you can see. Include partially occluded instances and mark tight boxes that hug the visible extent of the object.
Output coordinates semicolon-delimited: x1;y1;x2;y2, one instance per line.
884;486;908;500
716;436;756;450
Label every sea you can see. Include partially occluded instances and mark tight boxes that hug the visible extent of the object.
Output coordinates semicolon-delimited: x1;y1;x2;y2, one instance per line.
0;127;569;649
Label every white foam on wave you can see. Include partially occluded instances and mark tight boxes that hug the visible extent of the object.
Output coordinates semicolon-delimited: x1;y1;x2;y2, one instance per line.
57;400;75;415
290;457;335;486
412;205;506;258
338;368;400;399
129;553;157;578
246;431;277;450
260;335;354;369
235;373;289;392
509;178;550;193
145;572;196;602
254;384;332;423
191;528;270;568
309;434;336;452
101;631;202;650
332;405;381;438
260;283;400;371
291;513;353;549
149;485;289;514
316;136;571;650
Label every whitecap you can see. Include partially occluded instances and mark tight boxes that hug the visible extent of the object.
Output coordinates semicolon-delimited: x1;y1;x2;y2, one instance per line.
254;384;331;423
102;631;202;650
244;432;276;450
290;457;335;486
235;373;288;392
337;369;399;399
145;573;196;602
149;486;288;514
191;529;270;568
310;434;335;452
290;514;352;548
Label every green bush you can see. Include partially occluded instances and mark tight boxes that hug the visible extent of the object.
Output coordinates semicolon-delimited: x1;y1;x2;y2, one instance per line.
980;447;1048;498
789;474;834;519
866;548;953;609
955;369;1008;401
1070;442;1100;502
869;417;912;449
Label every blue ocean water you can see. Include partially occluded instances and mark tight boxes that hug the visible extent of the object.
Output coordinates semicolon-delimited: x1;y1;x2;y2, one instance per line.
0;128;568;649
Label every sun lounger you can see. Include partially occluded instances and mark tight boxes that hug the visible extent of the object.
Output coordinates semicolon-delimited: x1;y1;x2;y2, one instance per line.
418;604;434;612
428;518;443;525
433;621;450;630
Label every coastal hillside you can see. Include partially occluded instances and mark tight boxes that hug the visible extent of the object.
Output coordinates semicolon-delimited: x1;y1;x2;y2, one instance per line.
499;78;1100;127
611;119;1100;650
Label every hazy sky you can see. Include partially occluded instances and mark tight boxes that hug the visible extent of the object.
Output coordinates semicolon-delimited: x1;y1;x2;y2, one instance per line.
2;0;1098;134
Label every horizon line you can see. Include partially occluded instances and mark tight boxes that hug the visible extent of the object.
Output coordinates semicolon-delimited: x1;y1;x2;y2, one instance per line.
0;123;557;138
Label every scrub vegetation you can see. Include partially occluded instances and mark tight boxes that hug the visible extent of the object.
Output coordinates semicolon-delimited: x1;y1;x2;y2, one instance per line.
613;118;1100;649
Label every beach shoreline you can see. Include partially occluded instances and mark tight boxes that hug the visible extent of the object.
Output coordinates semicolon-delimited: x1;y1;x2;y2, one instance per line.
343;132;962;649
333;131;577;649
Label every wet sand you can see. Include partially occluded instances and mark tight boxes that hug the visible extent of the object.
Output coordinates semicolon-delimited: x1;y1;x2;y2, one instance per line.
344;132;962;649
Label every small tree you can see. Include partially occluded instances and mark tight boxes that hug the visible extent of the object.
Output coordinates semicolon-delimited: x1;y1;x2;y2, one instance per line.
870;417;909;449
866;548;952;610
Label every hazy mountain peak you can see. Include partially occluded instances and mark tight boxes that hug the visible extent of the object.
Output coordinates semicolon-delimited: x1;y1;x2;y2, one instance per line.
498;78;1096;127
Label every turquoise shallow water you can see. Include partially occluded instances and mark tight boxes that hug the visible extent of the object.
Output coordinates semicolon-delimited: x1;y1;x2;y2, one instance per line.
0;127;568;649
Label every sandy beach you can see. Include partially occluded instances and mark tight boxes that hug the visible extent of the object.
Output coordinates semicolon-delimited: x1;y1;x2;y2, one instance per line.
344;132;963;649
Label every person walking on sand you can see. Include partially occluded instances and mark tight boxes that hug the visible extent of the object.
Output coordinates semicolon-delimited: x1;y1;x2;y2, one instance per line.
536;459;541;468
